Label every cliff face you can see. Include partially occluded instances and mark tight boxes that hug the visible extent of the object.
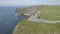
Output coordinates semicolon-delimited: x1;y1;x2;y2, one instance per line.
16;7;28;15
16;5;42;16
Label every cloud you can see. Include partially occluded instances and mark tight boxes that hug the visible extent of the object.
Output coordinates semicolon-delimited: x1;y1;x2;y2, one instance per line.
0;1;37;6
0;1;45;6
0;0;60;6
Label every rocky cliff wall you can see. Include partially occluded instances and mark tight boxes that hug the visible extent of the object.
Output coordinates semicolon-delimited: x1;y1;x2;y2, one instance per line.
16;5;43;16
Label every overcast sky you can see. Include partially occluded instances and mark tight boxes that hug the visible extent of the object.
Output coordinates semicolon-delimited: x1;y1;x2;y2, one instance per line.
0;0;60;6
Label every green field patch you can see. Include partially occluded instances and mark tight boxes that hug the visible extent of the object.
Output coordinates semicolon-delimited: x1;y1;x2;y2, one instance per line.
40;6;60;20
40;14;60;20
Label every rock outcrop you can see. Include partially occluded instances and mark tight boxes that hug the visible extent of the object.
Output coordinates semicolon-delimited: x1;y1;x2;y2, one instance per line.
16;5;43;17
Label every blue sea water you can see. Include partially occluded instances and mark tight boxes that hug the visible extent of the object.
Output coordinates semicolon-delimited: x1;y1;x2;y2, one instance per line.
0;6;27;34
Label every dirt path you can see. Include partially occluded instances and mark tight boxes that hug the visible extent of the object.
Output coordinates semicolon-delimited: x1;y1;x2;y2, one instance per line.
28;11;60;23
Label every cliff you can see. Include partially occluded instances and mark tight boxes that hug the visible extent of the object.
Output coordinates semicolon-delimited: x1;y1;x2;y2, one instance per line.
16;5;43;16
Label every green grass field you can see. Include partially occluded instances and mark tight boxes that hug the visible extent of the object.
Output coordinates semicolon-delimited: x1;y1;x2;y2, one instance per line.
40;6;60;20
13;6;60;34
13;19;60;34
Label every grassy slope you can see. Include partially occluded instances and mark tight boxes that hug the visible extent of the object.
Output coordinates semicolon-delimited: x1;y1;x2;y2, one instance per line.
13;19;60;34
40;6;60;20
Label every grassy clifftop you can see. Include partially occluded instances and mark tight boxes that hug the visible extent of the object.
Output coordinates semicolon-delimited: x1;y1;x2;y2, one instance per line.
13;5;60;34
40;6;60;20
12;19;60;34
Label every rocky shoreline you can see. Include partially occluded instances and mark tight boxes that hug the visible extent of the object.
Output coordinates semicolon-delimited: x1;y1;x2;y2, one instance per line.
15;6;42;17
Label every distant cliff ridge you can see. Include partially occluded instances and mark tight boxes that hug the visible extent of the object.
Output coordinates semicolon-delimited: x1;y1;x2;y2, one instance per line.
16;5;42;16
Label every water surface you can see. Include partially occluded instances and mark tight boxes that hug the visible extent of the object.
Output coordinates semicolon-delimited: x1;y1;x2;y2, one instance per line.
0;6;27;34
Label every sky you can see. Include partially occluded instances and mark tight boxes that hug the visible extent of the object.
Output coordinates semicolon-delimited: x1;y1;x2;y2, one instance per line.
0;0;60;6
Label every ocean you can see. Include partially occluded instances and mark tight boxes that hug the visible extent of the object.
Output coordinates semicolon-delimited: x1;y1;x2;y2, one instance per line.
0;6;27;34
